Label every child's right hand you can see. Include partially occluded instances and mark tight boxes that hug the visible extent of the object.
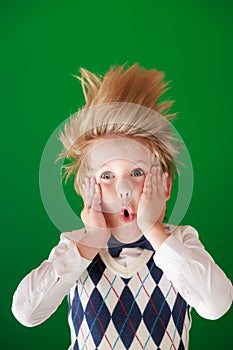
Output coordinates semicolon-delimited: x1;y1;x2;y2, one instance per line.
80;177;111;250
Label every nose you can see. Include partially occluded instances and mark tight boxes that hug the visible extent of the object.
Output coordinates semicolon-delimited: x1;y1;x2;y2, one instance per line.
116;179;133;201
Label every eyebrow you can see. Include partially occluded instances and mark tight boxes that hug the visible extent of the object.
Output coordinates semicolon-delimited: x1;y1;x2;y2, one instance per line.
134;161;151;169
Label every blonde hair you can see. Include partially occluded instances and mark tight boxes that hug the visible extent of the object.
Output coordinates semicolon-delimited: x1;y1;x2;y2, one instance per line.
57;63;181;193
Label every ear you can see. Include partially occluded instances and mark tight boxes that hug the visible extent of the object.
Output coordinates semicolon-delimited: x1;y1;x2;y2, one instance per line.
165;175;172;201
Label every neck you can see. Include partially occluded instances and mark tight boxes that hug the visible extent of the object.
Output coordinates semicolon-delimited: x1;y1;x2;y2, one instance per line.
109;221;143;243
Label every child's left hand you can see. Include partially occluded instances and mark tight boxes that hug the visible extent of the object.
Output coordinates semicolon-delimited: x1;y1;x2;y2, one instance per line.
137;166;168;235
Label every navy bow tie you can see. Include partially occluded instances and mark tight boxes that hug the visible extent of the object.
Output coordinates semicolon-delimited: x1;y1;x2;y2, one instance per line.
108;235;155;258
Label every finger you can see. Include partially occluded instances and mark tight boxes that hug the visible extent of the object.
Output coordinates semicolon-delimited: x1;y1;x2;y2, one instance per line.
151;165;163;196
151;166;158;192
156;166;162;181
139;175;149;204
162;172;169;194
87;177;97;207
89;177;96;200
143;173;152;196
92;184;101;211
81;180;87;203
157;166;166;193
83;177;92;206
158;172;167;197
81;183;86;201
86;177;91;205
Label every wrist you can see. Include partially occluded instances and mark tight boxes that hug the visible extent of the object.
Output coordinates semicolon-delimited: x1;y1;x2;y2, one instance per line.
144;221;170;250
77;228;110;260
76;241;101;260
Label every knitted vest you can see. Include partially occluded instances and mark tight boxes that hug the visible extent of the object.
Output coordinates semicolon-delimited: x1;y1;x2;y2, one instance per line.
68;249;191;350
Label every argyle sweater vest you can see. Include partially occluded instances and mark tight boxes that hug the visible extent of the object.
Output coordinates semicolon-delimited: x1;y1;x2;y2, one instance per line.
68;249;191;350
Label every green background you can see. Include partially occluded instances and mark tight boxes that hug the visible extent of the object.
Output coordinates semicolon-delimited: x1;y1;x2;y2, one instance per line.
1;0;232;349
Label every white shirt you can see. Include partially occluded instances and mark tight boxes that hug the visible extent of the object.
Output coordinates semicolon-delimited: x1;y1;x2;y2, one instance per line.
11;224;233;330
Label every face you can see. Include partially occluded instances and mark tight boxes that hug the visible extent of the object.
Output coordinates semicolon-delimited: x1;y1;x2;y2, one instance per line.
86;137;160;229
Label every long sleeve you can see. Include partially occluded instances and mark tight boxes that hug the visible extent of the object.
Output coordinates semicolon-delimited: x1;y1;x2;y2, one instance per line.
11;229;91;327
154;225;233;320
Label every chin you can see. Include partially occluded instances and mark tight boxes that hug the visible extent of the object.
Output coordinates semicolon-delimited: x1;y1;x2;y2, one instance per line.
104;215;143;243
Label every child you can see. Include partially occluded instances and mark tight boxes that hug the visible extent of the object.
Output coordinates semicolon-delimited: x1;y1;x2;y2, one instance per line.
12;64;232;350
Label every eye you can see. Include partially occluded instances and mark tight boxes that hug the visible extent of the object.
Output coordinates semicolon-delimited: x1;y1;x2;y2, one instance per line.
131;168;145;177
100;171;114;180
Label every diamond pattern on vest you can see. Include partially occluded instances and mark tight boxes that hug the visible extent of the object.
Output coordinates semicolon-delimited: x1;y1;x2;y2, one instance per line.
112;286;142;348
68;254;191;349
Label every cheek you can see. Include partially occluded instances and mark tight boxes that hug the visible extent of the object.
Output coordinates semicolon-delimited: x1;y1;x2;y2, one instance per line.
132;180;144;199
99;184;117;202
99;183;120;215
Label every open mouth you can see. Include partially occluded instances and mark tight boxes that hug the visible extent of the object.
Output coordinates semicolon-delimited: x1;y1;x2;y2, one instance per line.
120;207;134;222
